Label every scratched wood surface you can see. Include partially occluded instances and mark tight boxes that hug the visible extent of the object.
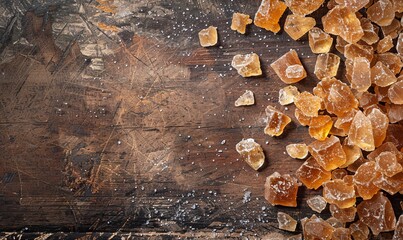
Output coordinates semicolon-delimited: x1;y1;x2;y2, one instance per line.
0;0;402;239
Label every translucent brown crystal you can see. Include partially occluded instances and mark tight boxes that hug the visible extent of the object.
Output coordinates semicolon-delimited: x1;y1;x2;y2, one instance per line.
377;52;403;75
353;161;381;199
349;221;369;240
323;179;356;209
198;26;218;47
367;0;395;26
277;212;297;232
284;14;316;41
332;228;351;240
388;80;403;104
284;0;324;16
348;111;375;151
381;18;402;39
254;0;287;33
314;53;340;80
386;103;403;123
308;115;333;141
393;215;403;240
334;109;358;133
230;12;252;34
279;86;299;105
322;5;364;44
308;27;333;54
309;136;347;171
232;53;262;77
375;151;403;177
235;90;255;107
344;43;374;62
357;192;396;236
303;215;335;240
373;172;403;195
374;85;390;102
286;143;308;159
397;33;403;56
294;91;322;117
270;50;307;84
360;17;380;45
296;157;332;190
357;92;377;110
350;57;371;92
340;142;362;168
377;35;393;53
326;217;345;228
366;108;388;147
335;36;349;54
335;0;369;12
331;169;348;180
236;138;265;170
264;172;299;207
264;105;292;136
330;204;357;223
367;142;403;163
307;195;327;213
371;61;397;87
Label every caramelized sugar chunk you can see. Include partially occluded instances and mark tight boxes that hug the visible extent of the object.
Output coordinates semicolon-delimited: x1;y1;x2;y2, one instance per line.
235;90;255;107
232;53;262;77
335;0;369;11
322;6;364;44
397;33;403;56
367;142;403;163
198;26;218;47
366;108;389;147
331;169;348;180
323;179;356;209
388;81;403;104
264;106;292;136
230;13;252;34
284;14;316;41
377;52;403;75
254;0;287;33
295;108;312;126
349;221;370;240
357;92;377;110
350;57;371;92
236;138;265;170
386;103;403;123
374;85;390;102
296;157;332;189
314;53;340;80
353;162;381;199
385;124;403;150
330;204;357;223
303;215;335;240
340;143;362;168
367;0;395;26
284;0;324;16
307;195;327;213
270;50;307;84
344;43;374;62
371;61;398;87
264;172;299;207
377;35;393;53
381;18;402;39
346;156;368;173
277;212;297;231
309;136;346;171
357;192;396;236
294;91;322;117
326;217;344;228
348;111;375;151
279;86;299;105
332;228;351;240
308;27;333;54
373;172;403;195
375;151;403;177
360;18;380;45
391;0;403;12
286;143;308;159
308;115;333;141
393;215;403;240
335;36;349;54
334;109;358;133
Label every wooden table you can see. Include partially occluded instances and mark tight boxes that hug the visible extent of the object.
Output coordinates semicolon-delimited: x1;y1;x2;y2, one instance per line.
0;0;401;238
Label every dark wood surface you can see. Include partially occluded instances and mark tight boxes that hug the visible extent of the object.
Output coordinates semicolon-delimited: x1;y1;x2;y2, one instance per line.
0;0;401;238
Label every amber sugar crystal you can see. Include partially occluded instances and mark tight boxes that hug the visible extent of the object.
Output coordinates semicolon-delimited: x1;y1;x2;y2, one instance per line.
236;138;265;170
232;53;262;78
284;0;324;16
308;27;333;54
307;195;327;213
381;18;402;39
388;80;403;104
278;86;299;105
371;61;397;87
322;5;364;44
277;212;297;231
349;221;369;240
331;168;348;180
344;43;374;63
230;12;252;34
397;33;403;55
353;161;381;200
284;14;316;41
350;57;371;92
348;111;375;151
309;135;346;171
198;26;218;47
295;108;312;126
366;108;388;147
270;50;307;84
235;90;255;107
330;204;357;223
308;115;333;141
264;105;291;137
303;215;335;240
386;103;403;123
373;172;403;195
314;53;340;80
323;179;356;209
332;228;351;240
254;0;287;33
393;215;403;240
296;156;331;190
360;17;380;45
377;35;393;53
335;0;369;12
294;91;322;117
377;52;403;75
334;109;358;133
367;0;395;27
340;142;362;168
264;172;299;207
286;143;308;159
375;151;403;177
357;192;396;236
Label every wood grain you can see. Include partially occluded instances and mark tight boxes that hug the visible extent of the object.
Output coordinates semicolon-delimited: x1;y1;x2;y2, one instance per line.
0;0;401;238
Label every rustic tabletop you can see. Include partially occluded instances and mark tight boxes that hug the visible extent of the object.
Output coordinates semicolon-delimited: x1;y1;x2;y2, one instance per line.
0;0;402;239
